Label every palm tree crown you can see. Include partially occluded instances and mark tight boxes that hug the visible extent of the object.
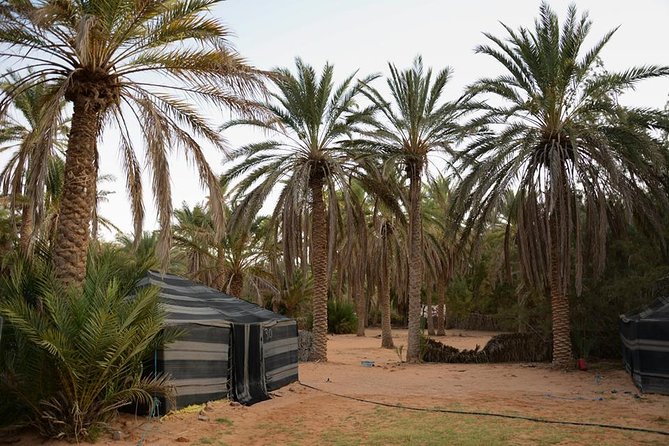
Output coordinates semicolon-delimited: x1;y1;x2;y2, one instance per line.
0;0;266;283
224;58;371;361
356;56;471;362
452;2;669;367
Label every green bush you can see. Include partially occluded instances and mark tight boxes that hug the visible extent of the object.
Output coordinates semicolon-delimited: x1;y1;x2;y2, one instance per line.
0;254;174;441
327;300;358;334
572;232;669;358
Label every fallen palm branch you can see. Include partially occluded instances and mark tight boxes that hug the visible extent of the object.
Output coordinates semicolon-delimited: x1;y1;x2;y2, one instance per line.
422;333;550;363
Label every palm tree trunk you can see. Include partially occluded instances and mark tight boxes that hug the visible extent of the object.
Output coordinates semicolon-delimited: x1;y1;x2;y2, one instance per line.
380;230;394;349
406;165;423;363
52;99;100;285
229;272;244;297
436;277;446;336
354;275;366;336
364;275;373;329
310;175;329;361
550;213;572;368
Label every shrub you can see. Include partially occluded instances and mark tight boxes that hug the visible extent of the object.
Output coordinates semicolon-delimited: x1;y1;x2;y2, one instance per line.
271;270;313;329
327;300;358;334
0;254;174;441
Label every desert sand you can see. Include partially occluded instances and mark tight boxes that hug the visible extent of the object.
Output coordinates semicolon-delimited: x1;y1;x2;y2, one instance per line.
8;329;669;445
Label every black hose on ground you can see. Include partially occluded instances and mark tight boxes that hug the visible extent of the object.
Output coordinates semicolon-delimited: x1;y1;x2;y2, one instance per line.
299;382;669;437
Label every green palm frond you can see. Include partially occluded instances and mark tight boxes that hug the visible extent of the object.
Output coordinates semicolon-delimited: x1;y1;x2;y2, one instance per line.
453;1;669;297
223;58;371;276
0;0;269;270
0;254;173;441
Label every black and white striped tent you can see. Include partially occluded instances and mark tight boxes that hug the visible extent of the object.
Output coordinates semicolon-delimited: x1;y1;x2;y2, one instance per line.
619;296;669;395
138;271;298;409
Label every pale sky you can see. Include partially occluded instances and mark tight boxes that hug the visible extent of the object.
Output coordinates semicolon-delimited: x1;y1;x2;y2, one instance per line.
15;1;669;238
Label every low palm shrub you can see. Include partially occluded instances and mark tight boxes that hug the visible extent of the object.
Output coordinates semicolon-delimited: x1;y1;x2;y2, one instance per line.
327;300;358;334
0;253;173;441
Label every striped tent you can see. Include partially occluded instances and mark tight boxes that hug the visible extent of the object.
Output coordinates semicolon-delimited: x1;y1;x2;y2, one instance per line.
619;296;669;395
138;271;298;409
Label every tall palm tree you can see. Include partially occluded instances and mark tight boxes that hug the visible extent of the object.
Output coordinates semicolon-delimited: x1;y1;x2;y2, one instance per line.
373;202;406;348
357;56;470;362
357;162;409;348
0;73;67;254
423;175;455;336
452;3;669;367
334;179;369;336
224;59;372;361
0;0;266;285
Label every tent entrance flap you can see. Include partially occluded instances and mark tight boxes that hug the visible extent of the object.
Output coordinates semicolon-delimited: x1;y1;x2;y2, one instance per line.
230;323;270;405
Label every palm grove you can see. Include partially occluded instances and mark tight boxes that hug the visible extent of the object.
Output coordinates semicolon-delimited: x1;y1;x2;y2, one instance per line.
1;1;668;440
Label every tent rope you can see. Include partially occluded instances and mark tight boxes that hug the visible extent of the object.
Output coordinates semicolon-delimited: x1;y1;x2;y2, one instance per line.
299;382;669;437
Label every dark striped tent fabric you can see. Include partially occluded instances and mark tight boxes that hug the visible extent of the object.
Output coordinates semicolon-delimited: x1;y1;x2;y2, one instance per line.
138;271;299;409
620;296;669;395
230;323;268;405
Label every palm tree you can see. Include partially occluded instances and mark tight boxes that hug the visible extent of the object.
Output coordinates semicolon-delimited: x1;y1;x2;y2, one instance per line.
172;203;218;287
357;56;470;362
0;73;67;254
334;180;370;336
423;175;455;336
372;206;406;348
224;59;372;361
172;194;272;298
452;3;669;367
115;231;160;269
223;214;274;299
0;253;173;441
0;0;266;285
358;163;408;349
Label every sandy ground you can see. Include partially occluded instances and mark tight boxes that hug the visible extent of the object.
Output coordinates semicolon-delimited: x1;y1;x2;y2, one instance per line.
7;329;669;445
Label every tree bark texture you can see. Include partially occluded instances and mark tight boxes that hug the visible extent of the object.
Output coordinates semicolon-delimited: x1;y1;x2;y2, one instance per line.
380;232;394;349
229;272;244;298
52;98;100;285
310;176;329;361
354;262;366;336
550;213;572;368
215;243;227;291
406;167;423;362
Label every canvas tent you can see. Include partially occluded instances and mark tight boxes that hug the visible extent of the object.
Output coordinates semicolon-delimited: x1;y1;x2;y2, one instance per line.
619;296;669;395
138;271;298;409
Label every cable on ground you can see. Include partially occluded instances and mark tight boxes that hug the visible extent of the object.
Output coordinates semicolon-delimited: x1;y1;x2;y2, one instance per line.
299;381;669;437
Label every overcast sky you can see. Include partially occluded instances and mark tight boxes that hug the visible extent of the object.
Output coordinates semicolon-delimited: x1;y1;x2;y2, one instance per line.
67;1;669;237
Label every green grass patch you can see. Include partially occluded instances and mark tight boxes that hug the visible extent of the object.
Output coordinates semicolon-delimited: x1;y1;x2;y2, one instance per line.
321;407;520;446
319;407;665;446
215;417;234;426
194;437;229;446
